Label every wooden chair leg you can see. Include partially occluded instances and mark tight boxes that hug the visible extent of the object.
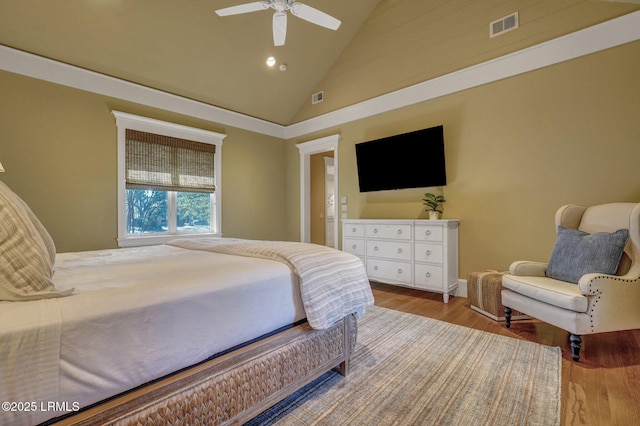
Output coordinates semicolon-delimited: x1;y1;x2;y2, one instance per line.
570;334;582;361
504;307;512;328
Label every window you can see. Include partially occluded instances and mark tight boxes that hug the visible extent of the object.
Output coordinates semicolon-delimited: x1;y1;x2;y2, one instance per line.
113;111;225;247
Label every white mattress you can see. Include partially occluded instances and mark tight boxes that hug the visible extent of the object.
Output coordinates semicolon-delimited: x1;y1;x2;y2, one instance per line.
0;245;305;426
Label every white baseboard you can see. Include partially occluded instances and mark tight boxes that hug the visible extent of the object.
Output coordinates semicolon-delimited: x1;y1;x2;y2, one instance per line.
457;278;467;298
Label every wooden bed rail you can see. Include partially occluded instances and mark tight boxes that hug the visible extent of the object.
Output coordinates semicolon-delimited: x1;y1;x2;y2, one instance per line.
48;314;356;426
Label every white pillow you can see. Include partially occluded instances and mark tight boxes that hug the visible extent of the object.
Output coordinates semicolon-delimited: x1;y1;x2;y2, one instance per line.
0;180;73;301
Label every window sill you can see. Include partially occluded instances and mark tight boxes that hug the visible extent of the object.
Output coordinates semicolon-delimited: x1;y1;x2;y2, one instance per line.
117;232;222;248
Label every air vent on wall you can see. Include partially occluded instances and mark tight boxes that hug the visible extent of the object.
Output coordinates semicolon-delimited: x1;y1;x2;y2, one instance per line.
312;91;324;104
490;12;518;38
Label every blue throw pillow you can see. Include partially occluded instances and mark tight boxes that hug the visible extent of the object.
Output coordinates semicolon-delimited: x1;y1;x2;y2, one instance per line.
546;226;629;284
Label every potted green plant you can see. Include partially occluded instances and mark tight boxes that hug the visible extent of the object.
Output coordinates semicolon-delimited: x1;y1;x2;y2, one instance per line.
423;192;445;220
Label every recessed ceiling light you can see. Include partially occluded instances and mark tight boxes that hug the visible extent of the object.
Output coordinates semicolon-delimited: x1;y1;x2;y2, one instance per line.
266;56;276;67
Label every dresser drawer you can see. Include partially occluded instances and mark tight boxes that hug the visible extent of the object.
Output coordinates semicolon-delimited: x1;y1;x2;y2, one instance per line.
414;264;444;290
414;225;444;242
344;223;365;238
415;243;444;264
366;240;412;261
343;219;458;303
344;238;366;257
366;224;412;240
366;259;412;285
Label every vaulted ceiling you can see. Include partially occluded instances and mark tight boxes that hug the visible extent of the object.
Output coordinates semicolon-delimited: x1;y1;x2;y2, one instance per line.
1;0;638;126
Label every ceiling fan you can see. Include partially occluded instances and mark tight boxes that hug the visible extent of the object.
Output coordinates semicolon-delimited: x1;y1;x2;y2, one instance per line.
215;0;341;46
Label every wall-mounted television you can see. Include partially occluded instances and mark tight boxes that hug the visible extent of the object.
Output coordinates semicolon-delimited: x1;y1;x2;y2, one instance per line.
355;125;446;193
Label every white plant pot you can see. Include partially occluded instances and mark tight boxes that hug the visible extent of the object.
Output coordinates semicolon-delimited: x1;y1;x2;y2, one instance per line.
428;211;441;220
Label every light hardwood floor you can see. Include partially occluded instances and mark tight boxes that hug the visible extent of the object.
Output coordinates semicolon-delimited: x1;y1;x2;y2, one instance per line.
370;282;640;426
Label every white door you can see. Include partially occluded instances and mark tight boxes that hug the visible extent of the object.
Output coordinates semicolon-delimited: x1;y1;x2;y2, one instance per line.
324;156;335;247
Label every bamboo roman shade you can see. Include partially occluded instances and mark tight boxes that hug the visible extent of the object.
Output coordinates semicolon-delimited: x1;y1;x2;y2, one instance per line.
125;129;216;193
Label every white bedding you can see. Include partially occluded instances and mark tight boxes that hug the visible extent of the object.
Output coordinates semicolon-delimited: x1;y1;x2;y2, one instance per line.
167;237;375;329
1;244;306;426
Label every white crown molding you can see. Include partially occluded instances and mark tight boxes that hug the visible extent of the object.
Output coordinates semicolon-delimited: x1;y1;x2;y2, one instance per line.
1;10;639;141
285;10;640;139
0;45;286;139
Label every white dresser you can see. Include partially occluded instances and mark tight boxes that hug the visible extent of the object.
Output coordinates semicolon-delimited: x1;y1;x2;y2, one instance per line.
342;219;460;302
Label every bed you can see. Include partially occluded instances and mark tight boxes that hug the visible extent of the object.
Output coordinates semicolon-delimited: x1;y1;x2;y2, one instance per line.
0;181;374;426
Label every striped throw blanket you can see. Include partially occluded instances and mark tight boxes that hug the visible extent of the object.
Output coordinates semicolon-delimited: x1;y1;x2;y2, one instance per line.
166;238;374;330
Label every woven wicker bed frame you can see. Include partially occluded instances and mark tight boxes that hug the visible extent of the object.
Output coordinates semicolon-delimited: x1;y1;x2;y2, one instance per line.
48;314;357;426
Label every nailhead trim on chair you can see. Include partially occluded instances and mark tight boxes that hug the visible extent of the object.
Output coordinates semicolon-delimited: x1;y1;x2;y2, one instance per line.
586;275;640;333
587;279;595;333
587;276;604;333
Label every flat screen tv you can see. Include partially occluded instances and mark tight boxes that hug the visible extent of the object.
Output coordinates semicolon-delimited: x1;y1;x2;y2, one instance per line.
355;125;446;192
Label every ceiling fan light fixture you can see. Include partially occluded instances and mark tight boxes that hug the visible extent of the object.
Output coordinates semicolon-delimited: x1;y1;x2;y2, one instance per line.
215;0;341;47
273;0;287;12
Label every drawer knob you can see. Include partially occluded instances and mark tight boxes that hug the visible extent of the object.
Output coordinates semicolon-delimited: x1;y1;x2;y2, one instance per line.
397;229;402;235
373;228;378;234
425;272;431;278
374;265;379;271
397;269;403;274
352;244;357;250
425;230;431;236
397;248;403;254
374;246;379;251
426;250;431;256
351;227;357;233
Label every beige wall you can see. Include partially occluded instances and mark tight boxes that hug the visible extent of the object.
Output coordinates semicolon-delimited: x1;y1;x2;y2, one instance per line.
2;40;639;280
286;40;640;278
0;70;289;253
292;1;640;123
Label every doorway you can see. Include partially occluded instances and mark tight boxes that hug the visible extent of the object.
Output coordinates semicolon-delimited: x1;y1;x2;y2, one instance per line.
309;152;335;246
295;134;340;248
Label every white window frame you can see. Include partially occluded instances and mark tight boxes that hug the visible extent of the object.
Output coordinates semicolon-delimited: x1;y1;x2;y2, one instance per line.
113;111;225;247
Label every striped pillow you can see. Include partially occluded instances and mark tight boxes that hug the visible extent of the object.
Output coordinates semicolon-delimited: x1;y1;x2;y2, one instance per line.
0;180;73;301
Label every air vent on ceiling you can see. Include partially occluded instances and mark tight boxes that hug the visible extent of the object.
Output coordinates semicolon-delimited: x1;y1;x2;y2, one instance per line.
312;91;324;104
490;12;519;38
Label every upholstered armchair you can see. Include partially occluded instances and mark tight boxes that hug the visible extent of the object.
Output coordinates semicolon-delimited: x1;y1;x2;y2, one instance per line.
502;203;640;361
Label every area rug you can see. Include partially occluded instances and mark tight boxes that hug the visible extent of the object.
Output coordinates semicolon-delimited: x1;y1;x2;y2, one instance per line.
245;306;561;426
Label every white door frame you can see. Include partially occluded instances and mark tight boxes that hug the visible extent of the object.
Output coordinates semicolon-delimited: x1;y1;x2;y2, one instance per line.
295;134;341;248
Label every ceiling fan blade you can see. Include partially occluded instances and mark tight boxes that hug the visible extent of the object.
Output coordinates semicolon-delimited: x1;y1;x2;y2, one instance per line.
272;11;287;46
290;3;341;30
215;2;269;17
